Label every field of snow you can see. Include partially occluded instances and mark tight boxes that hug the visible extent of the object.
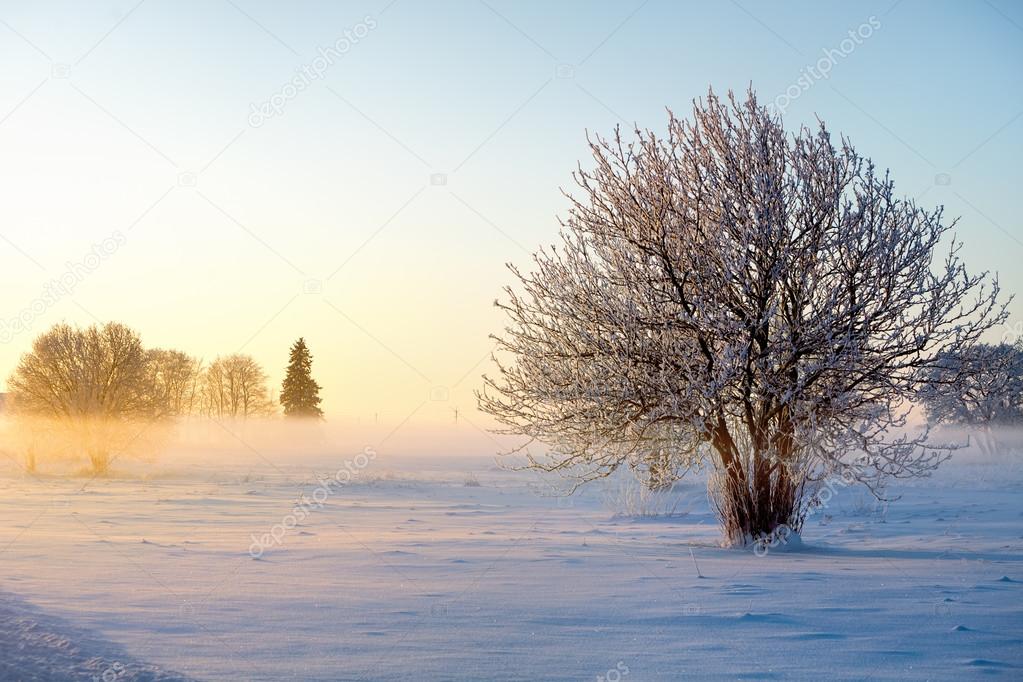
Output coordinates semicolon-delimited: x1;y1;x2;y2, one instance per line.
1;436;1021;681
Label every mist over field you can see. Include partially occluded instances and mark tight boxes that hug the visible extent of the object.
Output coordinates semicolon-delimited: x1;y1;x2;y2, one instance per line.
6;413;1023;480
1;417;1021;680
0;415;513;477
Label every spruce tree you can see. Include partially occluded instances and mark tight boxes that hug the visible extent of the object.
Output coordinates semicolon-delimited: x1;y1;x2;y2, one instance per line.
280;337;323;418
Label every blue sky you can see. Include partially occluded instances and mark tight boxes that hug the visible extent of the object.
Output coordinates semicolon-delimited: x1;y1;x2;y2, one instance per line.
0;0;1021;426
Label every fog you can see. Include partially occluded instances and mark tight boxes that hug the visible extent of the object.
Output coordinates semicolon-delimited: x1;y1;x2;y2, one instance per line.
928;423;1023;462
0;414;521;479
2;413;1018;482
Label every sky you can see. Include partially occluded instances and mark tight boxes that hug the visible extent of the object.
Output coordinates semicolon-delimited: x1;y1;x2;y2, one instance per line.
0;0;1021;441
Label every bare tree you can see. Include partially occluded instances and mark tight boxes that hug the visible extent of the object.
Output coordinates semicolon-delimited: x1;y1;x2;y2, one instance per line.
144;349;202;418
919;342;1023;455
199;354;275;419
479;88;1005;544
7;322;154;473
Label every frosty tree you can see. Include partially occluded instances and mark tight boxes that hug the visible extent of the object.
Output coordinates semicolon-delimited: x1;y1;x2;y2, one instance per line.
479;88;1006;545
280;338;323;418
919;342;1023;455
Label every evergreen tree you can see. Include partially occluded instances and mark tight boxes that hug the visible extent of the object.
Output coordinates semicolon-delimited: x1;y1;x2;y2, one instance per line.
280;338;323;418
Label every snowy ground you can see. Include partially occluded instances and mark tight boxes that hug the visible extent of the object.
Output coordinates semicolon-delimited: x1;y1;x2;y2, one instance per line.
1;442;1021;680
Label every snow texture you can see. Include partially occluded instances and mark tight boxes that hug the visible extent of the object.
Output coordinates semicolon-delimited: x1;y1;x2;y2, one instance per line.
0;589;193;681
0;449;1021;680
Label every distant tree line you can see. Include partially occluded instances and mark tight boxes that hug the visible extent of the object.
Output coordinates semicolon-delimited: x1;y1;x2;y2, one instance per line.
4;321;323;474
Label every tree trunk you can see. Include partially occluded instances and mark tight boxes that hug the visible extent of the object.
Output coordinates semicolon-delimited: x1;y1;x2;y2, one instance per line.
711;444;801;546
